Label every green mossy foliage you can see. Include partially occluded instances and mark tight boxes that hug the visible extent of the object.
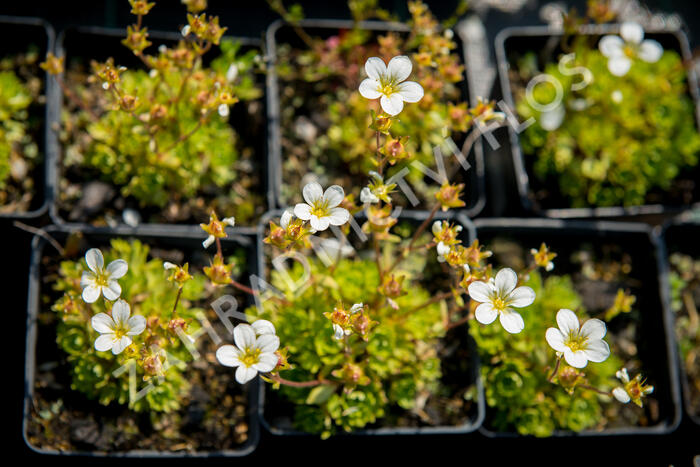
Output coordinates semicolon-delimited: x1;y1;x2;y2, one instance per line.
469;271;622;436
517;44;700;207
53;239;207;412
63;39;262;221
248;256;445;438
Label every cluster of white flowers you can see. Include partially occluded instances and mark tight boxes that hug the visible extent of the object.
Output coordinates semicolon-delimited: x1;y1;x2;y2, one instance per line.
79;248;145;355
216;320;280;384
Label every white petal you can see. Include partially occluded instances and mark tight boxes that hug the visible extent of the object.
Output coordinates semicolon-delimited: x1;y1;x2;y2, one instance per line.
563;349;588;368
616;368;630;383
556;308;580;335
255;334;280;354
103;280;122;301
360;187;379;204
499;310;525;334
82;284;101;303
85;248;104;272
280;209;293;229
323;185;345;208
163;262;177;270
509;286;536;308
432;221;443;235
380;94;404;116
333;323;345;340
598;35;624;57
359;78;382;99
233;324;256;350
310;215;330;232
608;56;632;76
437;242;450;256
95;334;116;352
583;339;610;363
111;336;132;355
216;345;242;367
468;281;492;303
475;303;498;325
202;235;215;249
127;315;146;335
387;55;412;82
613;387;631;403
253;352;279;372
327;207;350;226
252;319;276;336
302;182;323;205
495;268;518;295
222;217;236;227
350;303;363;313
580;318;607;340
364;56;387;80
545;328;566;352
91;313;115;334
397;81;423;103
112;299;131;326
638;39;663;63
106;259;128;279
540;104;565;131
294;203;312;220
235;365;258;384
80;271;95;288
620;21;644;44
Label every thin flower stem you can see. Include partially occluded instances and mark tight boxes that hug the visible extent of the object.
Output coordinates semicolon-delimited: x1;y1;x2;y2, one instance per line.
266;373;328;388
13;222;64;255
171;286;183;316
547;355;562;383
446;313;471;330
374;235;383;281
228;278;259;296
580;384;611;397
57;76;99;121
163;114;207;153
405;290;453;315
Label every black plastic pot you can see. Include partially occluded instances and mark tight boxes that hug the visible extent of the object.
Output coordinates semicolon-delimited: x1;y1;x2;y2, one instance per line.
661;215;700;426
254;208;485;436
0;16;57;220
50;26;267;229
495;24;700;219
265;19;486;218
23;224;261;456
473;217;682;436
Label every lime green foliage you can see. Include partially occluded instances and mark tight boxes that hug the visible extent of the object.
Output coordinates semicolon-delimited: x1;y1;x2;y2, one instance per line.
0;54;41;210
470;271;622;436
276;0;468;205
517;43;700;207
668;252;700;413
62;35;264;223
248;256;445;438
52;239;208;412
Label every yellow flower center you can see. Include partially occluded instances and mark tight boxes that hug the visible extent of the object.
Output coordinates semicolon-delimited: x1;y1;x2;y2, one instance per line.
492;296;508;312
564;330;588;352
378;76;400;96
310;199;331;218
623;44;636;58
240;347;262;367
94;271;109;287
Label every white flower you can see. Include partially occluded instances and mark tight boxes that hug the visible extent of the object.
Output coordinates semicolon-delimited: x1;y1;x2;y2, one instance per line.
360;187;380;204
91;299;146;355
226;63;239;82
599;22;663;76
294;182;350;231
611;90;623;103
80;248;128;303
181;25;191;37
332;323;349;340
540;103;565;131
467;268;535;334
358;56;424;116
216;323;280;384
218;103;230;117
545;308;611;368
612;368;654;405
436;241;450;263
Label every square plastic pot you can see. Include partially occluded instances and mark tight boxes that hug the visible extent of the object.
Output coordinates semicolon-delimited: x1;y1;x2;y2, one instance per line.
474;217;682;436
265;19;486;218
23;224;261;456
495;24;700;219
49;26;267;230
0;16;57;220
254;208;485;436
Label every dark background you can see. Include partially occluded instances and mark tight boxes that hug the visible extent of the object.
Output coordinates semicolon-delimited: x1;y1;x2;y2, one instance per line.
5;0;700;464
